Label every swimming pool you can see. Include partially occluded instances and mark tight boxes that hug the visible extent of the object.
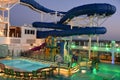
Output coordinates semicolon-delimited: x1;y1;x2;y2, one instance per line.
0;59;50;71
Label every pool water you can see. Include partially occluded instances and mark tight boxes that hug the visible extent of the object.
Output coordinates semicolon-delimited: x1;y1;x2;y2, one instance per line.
0;59;50;71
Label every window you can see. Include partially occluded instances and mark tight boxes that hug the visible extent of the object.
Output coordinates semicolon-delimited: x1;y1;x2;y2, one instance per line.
24;29;35;35
25;29;27;34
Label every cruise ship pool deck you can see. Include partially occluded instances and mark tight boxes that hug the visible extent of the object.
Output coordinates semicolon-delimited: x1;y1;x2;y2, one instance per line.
0;58;120;80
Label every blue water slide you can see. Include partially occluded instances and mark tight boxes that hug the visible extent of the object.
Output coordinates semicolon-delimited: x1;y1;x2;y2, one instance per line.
32;22;79;30
59;3;116;24
20;0;66;15
32;3;116;29
36;27;106;38
20;0;116;38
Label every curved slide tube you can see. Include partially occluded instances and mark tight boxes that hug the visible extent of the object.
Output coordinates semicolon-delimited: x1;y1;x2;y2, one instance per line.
30;42;46;51
20;0;65;15
20;0;116;38
32;4;115;38
36;27;106;38
59;3;116;24
32;3;116;29
32;22;79;30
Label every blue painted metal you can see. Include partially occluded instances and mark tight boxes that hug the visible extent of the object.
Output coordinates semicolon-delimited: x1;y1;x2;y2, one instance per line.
20;0;116;38
36;27;106;38
57;42;64;57
20;0;66;15
59;3;116;24
32;22;79;30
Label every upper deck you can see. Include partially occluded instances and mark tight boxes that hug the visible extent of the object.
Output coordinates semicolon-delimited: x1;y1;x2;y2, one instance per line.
0;0;19;8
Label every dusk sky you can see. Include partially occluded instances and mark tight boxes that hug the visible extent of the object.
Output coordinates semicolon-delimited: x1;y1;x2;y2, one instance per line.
10;0;120;40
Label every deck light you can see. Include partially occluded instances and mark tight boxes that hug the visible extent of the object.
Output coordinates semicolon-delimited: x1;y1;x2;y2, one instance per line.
93;46;98;50
71;42;75;48
116;48;120;52
106;47;109;51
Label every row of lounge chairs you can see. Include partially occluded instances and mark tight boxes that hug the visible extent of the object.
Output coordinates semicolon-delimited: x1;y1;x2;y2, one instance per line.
0;63;56;80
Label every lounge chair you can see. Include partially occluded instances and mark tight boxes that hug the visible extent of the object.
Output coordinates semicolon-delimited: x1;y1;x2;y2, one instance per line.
9;69;15;77
4;68;9;77
22;72;31;80
31;71;41;80
0;63;5;73
41;71;46;79
32;71;38;77
15;71;23;80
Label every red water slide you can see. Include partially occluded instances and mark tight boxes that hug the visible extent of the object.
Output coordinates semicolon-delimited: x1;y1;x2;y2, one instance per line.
30;43;46;51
